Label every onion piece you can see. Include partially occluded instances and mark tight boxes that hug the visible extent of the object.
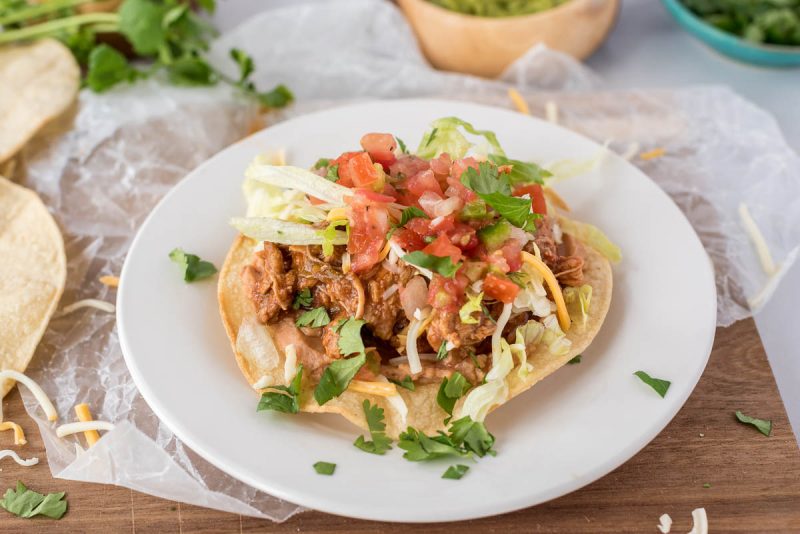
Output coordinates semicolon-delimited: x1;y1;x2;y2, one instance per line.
433;196;462;218
400;276;428;321
418;191;443;217
388;353;438;366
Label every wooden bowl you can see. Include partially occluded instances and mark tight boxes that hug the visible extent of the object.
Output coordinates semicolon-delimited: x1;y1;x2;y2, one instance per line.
397;0;620;77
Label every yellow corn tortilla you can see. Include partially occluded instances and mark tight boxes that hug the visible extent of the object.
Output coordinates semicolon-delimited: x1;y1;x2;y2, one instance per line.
0;39;80;164
0;177;67;397
219;235;611;439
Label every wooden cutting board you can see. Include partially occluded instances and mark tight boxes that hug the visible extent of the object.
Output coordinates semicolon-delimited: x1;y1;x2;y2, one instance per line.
2;318;799;532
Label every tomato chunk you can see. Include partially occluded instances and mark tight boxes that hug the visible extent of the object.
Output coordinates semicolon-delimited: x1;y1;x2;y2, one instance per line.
407;169;444;198
346;190;390;273
428;272;469;311
337;152;382;190
422;234;462;264
513;183;547;215
483;274;520;304
360;133;397;170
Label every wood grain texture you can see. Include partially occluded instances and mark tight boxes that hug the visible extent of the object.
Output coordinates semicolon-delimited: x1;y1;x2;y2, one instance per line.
1;319;799;532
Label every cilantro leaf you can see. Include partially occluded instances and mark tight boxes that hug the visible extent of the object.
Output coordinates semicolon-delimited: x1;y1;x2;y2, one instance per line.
258;84;294;109
296;307;330;328
167;56;218;86
461;162;539;231
437;372;470;416
397;207;429;227
568;355;582;365
442;464;469;480
325;164;340;183
0;481;67;519
436;342;449;361
489;154;551;185
168;248;217;282
448;416;496;457
633;371;671;398
256;365;303;414
353;400;392;455
335;317;366;357
118;0;168;55
313;461;336;475
735;410;772;437
398;427;468;461
229;48;254;83
389;375;416;391
314;350;366;406
293;288;313;310
396;137;408;154
402;251;461;278
85;44;139;93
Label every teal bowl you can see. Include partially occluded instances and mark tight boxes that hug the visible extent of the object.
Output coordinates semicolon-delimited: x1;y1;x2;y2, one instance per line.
661;0;800;67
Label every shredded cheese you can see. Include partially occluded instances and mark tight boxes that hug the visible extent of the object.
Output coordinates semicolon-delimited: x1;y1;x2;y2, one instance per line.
0;370;57;422
508;88;530;115
56;421;115;438
284;344;297;384
639;147;666;161
491;303;513;361
738;202;777;276
521;252;571;331
405;308;432;375
348;380;398;397
376;240;392;262
99;275;120;288
657;513;672;533
0;422;27;445
381;284;399;300
0;450;38;467
375;376;408;428
326;207;348;221
74;403;101;447
55;298;115;318
545;101;559;124
687;508;708;534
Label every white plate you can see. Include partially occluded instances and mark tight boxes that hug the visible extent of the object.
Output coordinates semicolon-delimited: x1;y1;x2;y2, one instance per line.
118;99;716;523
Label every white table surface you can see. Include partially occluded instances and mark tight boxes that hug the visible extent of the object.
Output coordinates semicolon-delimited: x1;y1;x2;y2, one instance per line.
213;0;800;443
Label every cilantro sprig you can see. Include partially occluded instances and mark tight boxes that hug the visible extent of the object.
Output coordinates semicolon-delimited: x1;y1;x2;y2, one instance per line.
353;400;392;455
460;162;540;231
633;371;671;398
442;464;469;480
168;248;217;282
396;206;429;227
735;410;772;437
398;416;495;461
295;307;330;328
0;481;67;520
402;251;461;278
312;461;336;475
389;375;416;391
0;0;293;106
436;372;471;419
256;365;303;414
313;318;367;405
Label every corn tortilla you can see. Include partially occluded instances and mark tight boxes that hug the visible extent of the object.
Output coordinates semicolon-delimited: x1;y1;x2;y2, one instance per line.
0;39;80;164
0;177;67;397
219;235;611;438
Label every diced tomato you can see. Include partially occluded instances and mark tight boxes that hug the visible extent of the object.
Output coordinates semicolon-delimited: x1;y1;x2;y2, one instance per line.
446;157;480;202
483;274;520;304
447;223;478;253
407;169;444;198
381;183;398;200
485;250;510;274
500;239;523;272
389;155;430;180
513;183;547;215
429;215;455;235
360;133;397;170
392;228;427;252
427;272;469;311
336;152;382;190
422;234;462;264
346;190;390;273
405;216;433;236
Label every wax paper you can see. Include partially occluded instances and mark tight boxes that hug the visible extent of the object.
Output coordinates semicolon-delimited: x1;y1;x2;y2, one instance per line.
14;0;800;522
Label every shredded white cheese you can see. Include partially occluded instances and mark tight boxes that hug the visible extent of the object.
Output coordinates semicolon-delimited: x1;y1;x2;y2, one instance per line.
0;450;38;467
252;375;274;389
55;298;116;318
406;308;431;375
376;376;408;428
657;513;672;533
545;100;559;124
621;142;641;161
284;344;297;384
56;421;115;438
739;202;777;276
687;508;708;534
0;370;57;422
491;303;513;361
382;284;399;299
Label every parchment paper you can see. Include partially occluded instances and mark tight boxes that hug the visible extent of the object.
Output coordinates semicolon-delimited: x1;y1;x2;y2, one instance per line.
15;0;800;521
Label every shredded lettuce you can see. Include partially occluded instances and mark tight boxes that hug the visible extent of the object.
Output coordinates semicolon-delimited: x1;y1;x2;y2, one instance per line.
231;217;347;246
546;142;609;182
459;292;483;324
243;179;328;223
558;216;622;263
512;263;553;317
563;284;592;328
541;314;572;356
511;320;545;379
245;164;353;205
416;117;506;160
459;338;513;422
320;220;349;257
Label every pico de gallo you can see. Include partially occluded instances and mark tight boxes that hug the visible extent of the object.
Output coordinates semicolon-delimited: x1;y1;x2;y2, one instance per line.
232;117;619;420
